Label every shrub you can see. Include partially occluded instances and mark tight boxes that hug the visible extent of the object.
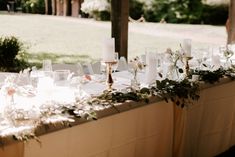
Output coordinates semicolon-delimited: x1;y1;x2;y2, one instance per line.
0;0;7;10
81;0;110;21
21;0;45;14
129;0;144;20
99;10;110;21
144;0;203;24
201;4;228;25
0;36;30;72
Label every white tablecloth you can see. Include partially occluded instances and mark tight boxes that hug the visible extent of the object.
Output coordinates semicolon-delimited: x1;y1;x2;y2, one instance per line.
1;71;235;157
175;81;235;157
0;101;173;157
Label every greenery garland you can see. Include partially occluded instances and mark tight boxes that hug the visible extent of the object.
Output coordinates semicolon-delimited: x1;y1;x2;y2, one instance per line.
191;67;235;84
191;68;226;84
155;79;200;108
3;67;235;145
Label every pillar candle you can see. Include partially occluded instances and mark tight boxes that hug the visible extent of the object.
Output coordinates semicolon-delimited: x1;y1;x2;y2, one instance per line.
145;52;157;84
182;39;192;57
102;38;115;62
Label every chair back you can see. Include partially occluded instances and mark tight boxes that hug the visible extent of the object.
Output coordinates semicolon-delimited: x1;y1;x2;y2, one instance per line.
92;61;101;74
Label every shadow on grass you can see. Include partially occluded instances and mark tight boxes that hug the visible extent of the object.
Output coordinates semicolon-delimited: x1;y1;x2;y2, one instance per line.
26;52;95;66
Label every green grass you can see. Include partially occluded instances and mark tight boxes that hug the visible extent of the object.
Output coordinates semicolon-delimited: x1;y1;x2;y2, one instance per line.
0;13;226;64
26;52;95;64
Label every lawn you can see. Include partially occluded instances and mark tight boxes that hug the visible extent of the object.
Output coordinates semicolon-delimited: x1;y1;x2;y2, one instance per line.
0;13;227;63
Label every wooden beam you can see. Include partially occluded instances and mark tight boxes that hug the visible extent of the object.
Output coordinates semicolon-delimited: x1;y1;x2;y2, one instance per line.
111;0;129;59
228;0;235;44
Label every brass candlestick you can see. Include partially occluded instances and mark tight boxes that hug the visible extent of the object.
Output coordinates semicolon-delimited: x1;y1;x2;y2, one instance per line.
184;56;193;78
104;61;117;91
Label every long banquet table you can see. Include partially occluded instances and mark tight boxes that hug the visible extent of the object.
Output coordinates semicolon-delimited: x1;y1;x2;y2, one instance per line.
0;100;174;157
0;73;235;157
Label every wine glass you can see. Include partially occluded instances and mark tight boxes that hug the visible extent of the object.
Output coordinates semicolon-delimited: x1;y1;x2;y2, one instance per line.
193;48;208;69
145;47;158;70
42;59;52;71
112;52;119;72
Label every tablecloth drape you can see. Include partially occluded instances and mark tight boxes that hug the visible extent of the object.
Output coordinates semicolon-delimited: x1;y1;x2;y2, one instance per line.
175;81;235;157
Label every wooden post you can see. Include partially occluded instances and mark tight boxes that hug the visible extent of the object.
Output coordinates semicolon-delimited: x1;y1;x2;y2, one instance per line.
228;0;235;44
111;0;129;59
63;0;68;16
51;0;56;15
71;0;79;17
56;0;62;15
45;0;48;14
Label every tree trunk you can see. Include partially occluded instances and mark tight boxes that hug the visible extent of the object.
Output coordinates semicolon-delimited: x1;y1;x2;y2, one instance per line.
228;0;235;44
51;0;56;15
45;0;48;14
111;0;129;60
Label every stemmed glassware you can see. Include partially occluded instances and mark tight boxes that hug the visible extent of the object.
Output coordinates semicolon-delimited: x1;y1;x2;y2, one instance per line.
112;52;119;72
42;59;52;71
219;45;234;68
193;48;209;69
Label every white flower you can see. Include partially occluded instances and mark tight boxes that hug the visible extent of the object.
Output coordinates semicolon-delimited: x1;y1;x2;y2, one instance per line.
129;57;146;79
81;0;110;14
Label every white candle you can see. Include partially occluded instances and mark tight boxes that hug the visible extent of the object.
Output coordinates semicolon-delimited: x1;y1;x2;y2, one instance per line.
102;38;115;62
182;39;192;57
145;52;157;84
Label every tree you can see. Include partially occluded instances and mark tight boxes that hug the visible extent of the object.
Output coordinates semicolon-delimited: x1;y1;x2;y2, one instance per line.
228;0;235;44
144;0;203;23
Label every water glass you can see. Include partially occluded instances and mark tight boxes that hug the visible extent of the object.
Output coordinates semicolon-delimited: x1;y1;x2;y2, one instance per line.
145;47;161;67
42;59;52;71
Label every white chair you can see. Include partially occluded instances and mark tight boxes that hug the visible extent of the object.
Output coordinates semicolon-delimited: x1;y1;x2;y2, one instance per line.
91;61;101;74
82;63;94;75
0;72;18;83
117;57;128;71
76;63;85;76
52;63;84;76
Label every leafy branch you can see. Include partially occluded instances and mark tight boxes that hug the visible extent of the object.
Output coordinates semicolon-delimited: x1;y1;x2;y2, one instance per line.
155;79;200;108
191;67;235;84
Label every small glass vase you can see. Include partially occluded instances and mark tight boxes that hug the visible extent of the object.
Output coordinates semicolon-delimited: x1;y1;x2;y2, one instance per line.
3;95;16;125
131;71;140;90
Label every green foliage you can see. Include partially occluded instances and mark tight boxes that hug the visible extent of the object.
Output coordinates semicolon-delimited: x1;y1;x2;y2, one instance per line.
0;36;30;72
129;0;144;20
144;0;203;23
141;0;228;25
98;10;110;21
192;68;230;84
156;79;200;108
21;0;45;14
95;88;151;104
202;4;228;25
0;0;7;10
